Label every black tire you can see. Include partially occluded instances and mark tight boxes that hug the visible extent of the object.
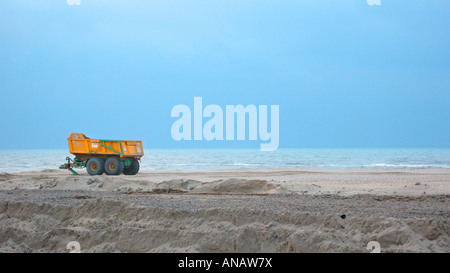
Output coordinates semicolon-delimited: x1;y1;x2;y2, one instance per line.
104;157;124;175
86;157;104;175
123;160;140;175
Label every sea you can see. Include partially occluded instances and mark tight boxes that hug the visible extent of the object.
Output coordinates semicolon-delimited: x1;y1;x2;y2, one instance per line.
0;148;449;173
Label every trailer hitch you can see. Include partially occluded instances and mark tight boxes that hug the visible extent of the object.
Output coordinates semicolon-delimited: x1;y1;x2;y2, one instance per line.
59;156;79;175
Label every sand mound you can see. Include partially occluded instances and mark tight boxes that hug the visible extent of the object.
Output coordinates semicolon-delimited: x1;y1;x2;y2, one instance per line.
0;199;448;253
151;179;204;193
152;179;285;194
0;173;286;195
37;176;148;192
192;179;284;194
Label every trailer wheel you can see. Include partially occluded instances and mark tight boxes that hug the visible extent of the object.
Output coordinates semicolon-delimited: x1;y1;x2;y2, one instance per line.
104;157;124;175
86;157;104;175
123;159;140;175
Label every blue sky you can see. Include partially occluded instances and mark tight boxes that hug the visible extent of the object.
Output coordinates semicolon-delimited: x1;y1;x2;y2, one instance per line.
0;0;449;149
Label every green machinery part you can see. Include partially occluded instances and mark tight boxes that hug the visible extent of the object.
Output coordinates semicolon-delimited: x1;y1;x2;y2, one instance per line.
59;157;80;175
100;140;124;156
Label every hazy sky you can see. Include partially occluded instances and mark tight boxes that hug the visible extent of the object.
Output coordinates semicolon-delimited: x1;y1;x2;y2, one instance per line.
0;0;449;149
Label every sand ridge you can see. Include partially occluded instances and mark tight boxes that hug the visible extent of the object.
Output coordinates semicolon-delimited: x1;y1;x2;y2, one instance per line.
1;168;449;197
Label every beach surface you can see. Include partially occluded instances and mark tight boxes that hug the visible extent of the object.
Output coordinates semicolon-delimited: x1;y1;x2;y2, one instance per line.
0;168;448;252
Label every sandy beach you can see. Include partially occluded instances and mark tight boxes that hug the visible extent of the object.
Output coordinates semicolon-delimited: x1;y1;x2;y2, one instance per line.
0;168;449;252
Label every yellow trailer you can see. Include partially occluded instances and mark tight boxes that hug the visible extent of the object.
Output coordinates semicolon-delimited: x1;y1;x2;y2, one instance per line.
60;133;144;175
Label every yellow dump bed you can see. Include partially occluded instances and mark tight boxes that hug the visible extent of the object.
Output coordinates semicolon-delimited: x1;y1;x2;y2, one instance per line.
68;133;144;158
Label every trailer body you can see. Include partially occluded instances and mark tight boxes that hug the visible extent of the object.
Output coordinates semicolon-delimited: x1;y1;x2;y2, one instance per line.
60;133;144;175
68;133;143;159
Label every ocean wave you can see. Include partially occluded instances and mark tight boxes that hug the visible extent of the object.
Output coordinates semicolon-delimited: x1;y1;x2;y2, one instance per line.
365;163;450;169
